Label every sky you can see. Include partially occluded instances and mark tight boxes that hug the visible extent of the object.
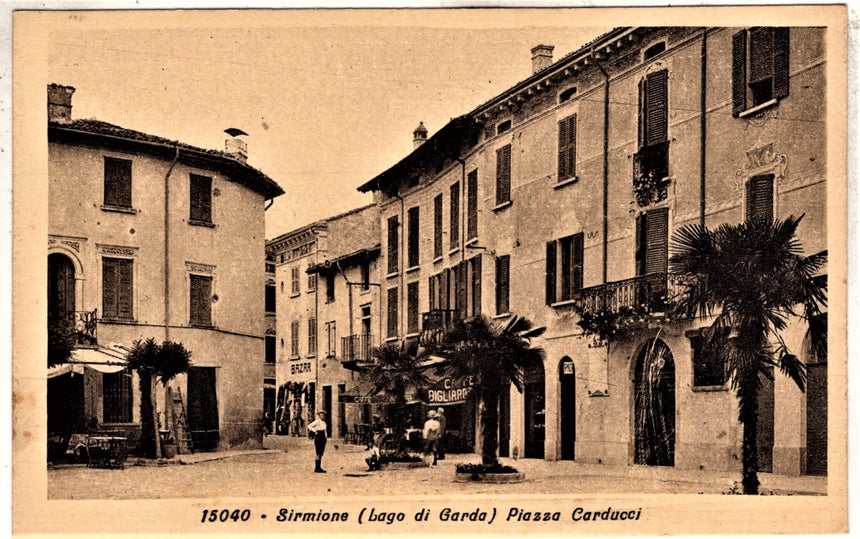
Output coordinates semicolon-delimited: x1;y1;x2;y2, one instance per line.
46;11;609;238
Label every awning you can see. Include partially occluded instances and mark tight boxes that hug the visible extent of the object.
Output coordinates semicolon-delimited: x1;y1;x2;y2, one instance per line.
339;357;474;406
338;382;394;404
48;344;129;377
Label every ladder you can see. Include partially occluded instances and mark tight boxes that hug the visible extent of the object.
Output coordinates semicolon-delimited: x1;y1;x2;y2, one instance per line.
172;387;194;454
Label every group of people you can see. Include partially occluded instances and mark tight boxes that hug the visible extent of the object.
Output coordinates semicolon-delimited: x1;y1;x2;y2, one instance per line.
305;407;448;474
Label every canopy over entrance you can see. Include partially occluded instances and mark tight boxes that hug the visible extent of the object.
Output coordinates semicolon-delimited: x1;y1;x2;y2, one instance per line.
48;344;128;378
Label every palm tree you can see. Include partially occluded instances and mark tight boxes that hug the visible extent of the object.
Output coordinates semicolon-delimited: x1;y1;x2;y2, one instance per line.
365;340;429;452
429;315;545;468
125;338;192;458
670;215;826;494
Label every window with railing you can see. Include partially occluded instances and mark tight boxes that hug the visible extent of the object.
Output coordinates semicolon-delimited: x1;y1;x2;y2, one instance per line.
635;69;669;193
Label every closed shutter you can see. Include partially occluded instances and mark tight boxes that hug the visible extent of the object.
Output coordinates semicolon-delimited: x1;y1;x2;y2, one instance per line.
772;27;790;99
308;318;316;355
387;287;398;338
471;255;482;316
567;115;577;178
638;78;646;148
451;181;461;248
745;175;774;222
495;255;510;314
440;269;449;310
749;28;774;84
428;276;436;311
635;214;646;276
732;30;748;116
117;259;134;319
190;175;212;223
387;216;399;274
456;261;468;318
102;258;118;318
408;206;420;268
644;208;669;275
190;275;212;326
434;194;443;259
645;70;668;146
558;115;577;181
104;157;132;207
558;118;568;180
496;145;511;205
560;236;572;301
545;241;557;305
407;282;419;333
572;233;584;299
467;171;478;240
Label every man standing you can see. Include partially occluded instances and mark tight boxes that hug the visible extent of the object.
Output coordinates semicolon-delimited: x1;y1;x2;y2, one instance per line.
422;410;441;467
436;407;447;460
307;411;328;473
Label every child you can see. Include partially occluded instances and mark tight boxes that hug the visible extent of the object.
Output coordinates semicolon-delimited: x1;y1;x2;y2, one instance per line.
307;411;328;473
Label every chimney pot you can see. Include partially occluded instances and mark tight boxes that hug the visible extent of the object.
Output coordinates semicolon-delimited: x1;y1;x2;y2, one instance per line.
225;137;248;163
530;44;554;74
47;83;75;124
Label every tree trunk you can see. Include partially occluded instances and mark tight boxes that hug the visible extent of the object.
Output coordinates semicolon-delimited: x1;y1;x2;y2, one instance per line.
139;371;156;458
152;376;162;459
480;386;500;467
738;372;760;495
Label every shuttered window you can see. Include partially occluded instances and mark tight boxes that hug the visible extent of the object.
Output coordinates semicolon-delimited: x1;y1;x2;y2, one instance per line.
469;255;482;317
428;275;437;311
450;182;460;250
467;170;479;240
558;114;577;181
102;257;133;320
104;157;133;208
635;208;669;276
732;27;790;116
387;215;399;274
546;233;583;304
291;267;300;295
496;145;511;205
308;274;317;292
495;255;510;315
407;281;420;334
545;241;557;305
308;317;317;356
638;70;668;149
291;320;300;357
387;287;399;338
455;261;468;318
745;174;774;223
103;370;133;423
433;194;443;259
407;206;420;268
189;174;213;224
189;274;212;326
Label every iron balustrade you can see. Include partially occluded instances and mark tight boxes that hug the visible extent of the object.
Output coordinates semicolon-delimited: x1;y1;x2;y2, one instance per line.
341;334;373;363
419;309;462;345
581;273;684;314
50;309;98;346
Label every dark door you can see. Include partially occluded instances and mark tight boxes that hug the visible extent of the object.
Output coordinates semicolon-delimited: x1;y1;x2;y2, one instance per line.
757;367;775;473
499;385;510;457
634;339;675;466
48;253;75;323
560;357;576;460
806;362;827;475
524;363;545;459
323;385;333;438
337;384;347;437
187;367;219;451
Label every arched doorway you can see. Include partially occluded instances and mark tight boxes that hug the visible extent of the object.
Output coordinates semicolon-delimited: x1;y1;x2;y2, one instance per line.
48;253;76;323
633;338;675;466
524;362;545;459
559;357;576;460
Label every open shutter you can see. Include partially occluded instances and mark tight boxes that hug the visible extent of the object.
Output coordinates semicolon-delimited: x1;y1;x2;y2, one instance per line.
772;27;790;100
190;275;201;325
644;208;669;275
635;214;646;276
472;256;482;316
117;259;134;319
456;261;468;318
732;30;748;117
638;77;646;148
572;233;584;299
546;241;557;305
433;194;443;258
102;258;118;318
645;70;668;146
428;276;436;311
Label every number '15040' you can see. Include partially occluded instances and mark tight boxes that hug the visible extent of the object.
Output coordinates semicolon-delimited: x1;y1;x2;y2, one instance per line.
201;509;251;522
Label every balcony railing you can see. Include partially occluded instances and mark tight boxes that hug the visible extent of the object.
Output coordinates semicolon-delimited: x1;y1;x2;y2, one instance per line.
50;309;98;347
419;309;461;345
581;273;684;315
341;334;373;363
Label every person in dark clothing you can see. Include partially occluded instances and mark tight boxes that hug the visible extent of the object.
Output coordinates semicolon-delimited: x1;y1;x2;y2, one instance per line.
436;407;447;460
370;414;386;449
307;411;328;473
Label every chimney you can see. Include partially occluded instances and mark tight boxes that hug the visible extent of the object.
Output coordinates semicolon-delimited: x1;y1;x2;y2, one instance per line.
530;44;554;74
413;121;428;149
47;84;75;124
224;127;249;163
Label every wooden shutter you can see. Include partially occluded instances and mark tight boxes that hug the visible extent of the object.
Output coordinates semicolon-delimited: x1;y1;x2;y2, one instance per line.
644;208;669;275
467;170;478;240
104;157;132;208
408;206;420;268
407;281;419;333
387;216;399;274
546;241;557;305
749;28;774;84
732;30;748;117
496;145;511;205
635;214;646;276
387;287;398;337
637;78;646;148
572;233;584;299
456;261;468;318
772;27;790;100
495;255;510;314
428;276;436;311
746;175;774;222
190;175;212;223
645;70;668;146
567;115;577;178
117;259;133;319
558;118;568;180
560;236;572;301
471;255;482;316
450;182;461;248
102;258;118;318
190;275;211;326
434;194;443;259
558;115;577;180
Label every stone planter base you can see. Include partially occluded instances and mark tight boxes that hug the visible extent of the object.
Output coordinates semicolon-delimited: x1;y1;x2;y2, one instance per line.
382;460;430;470
454;471;525;483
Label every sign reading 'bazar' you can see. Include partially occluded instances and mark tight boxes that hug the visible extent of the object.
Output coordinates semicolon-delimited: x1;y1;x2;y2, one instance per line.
427;376;474;405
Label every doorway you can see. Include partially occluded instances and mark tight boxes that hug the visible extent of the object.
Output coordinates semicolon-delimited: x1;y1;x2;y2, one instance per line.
633;338;675;466
524;362;545;459
48;253;76;322
323;385;333;438
559;357;576;460
187;367;219;451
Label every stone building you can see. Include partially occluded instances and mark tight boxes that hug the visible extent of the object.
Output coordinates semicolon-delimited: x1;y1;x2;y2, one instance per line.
47;84;284;453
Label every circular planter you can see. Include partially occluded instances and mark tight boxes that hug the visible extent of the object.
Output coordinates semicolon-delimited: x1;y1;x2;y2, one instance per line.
454;471;525;483
382;460;430;470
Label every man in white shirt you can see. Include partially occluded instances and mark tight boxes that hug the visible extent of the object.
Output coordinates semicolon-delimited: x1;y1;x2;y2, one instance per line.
307;411;328;473
422;410;441;467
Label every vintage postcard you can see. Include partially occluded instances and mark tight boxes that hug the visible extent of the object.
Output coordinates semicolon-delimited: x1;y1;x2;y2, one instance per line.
12;5;848;536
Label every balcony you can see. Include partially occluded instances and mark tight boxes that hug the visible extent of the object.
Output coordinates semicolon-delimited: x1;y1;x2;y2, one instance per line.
50;309;99;347
581;273;684;317
341;334;373;371
419;309;461;345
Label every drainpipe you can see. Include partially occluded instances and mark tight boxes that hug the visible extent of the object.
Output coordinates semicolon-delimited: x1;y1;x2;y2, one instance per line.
699;30;708;226
591;47;610;284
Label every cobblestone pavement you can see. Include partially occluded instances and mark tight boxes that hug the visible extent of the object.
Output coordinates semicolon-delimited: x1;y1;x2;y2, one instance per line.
48;438;826;500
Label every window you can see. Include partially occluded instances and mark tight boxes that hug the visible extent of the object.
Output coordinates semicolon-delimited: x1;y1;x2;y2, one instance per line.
690;332;727;387
496;145;512;206
559;87;577;103
325;274;335;303
290;267;300;296
361;262;370;291
308;273;317;292
325;321;337;358
103;156;132;208
428;274;437;311
308;317;317;356
636;69;669;182
387;287;398;338
265;335;276;364
103;370;132;423
495;255;510;315
468;255;482;317
265;282;276;313
450;182;460;250
189;274;213;326
545;233;584;304
407;206;420;268
102;257;133;320
433;194;443;259
635;208;669;276
733;28;789;115
496;120;511;135
290;320;300;357
643;41;666;60
745;174;774;223
407;281;419;334
189;174;213;224
387;215;399;274
467;170;478;241
558;114;577;182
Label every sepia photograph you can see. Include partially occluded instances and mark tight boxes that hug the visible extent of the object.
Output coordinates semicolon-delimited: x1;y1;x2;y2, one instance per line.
12;5;848;536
